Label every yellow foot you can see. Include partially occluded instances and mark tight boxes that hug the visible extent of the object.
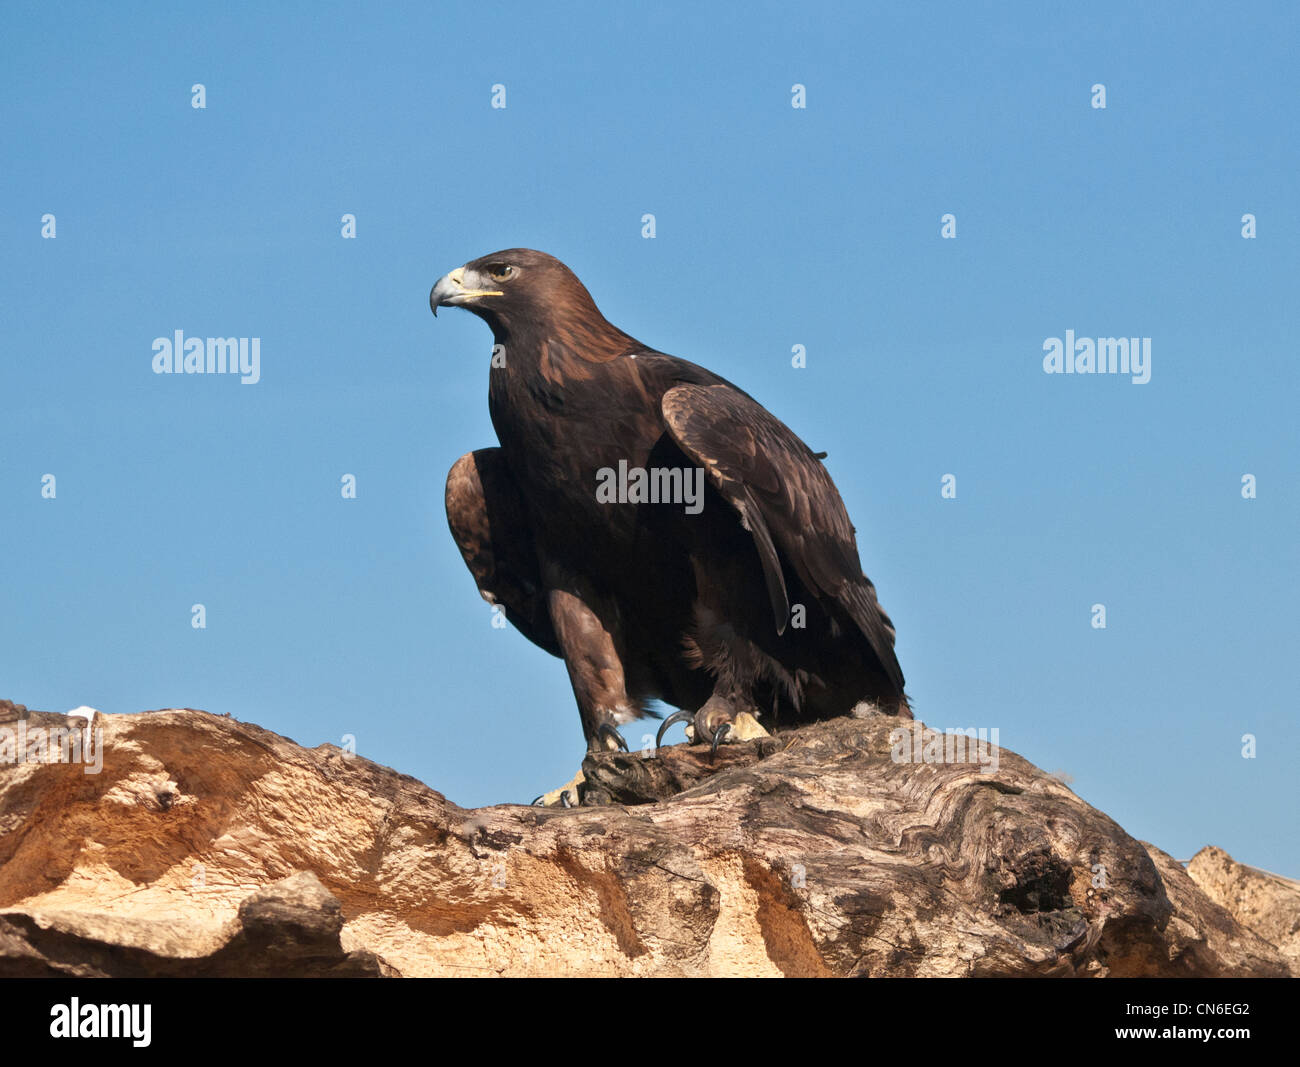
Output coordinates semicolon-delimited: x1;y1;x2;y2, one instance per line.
532;768;585;807
677;709;770;747
728;711;770;741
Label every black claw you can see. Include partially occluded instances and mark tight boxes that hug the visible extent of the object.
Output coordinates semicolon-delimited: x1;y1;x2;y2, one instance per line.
710;721;732;756
561;790;573;808
595;722;629;752
655;709;695;751
531;794;545;806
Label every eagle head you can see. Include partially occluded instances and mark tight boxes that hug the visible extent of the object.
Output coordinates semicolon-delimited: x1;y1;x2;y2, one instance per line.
430;248;588;324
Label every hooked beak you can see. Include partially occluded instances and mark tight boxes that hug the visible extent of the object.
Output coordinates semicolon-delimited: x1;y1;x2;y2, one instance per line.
430;266;503;317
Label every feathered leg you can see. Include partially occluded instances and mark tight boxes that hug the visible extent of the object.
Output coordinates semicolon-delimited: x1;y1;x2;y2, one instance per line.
545;583;642;754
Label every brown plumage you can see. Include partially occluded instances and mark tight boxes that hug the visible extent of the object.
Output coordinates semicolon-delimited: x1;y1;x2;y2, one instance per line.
433;249;909;759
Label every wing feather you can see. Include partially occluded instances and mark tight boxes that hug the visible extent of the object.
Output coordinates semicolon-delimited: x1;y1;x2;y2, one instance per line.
661;383;904;692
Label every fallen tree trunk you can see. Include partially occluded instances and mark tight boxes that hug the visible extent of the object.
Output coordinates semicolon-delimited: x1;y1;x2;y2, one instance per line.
0;703;1291;977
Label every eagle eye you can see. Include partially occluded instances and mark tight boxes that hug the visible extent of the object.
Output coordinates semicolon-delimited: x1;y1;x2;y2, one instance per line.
486;264;514;281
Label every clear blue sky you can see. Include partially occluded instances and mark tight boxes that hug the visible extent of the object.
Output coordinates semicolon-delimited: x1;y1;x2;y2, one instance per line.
2;2;1296;877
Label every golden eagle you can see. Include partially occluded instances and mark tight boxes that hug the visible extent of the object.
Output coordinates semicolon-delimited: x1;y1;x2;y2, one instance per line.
433;249;909;779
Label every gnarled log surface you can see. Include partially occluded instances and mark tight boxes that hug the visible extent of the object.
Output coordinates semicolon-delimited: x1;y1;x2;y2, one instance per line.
0;702;1292;977
1186;845;1300;974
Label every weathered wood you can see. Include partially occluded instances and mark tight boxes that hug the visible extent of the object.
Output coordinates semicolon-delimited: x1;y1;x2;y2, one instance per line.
1187;845;1300;973
0;704;1291;977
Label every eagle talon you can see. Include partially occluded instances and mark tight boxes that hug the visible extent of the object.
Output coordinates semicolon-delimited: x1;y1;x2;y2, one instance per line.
654;709;696;751
595;723;629;752
710;721;732;756
533;769;586;807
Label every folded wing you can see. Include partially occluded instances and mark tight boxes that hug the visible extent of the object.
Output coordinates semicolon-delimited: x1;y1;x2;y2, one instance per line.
660;383;904;693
